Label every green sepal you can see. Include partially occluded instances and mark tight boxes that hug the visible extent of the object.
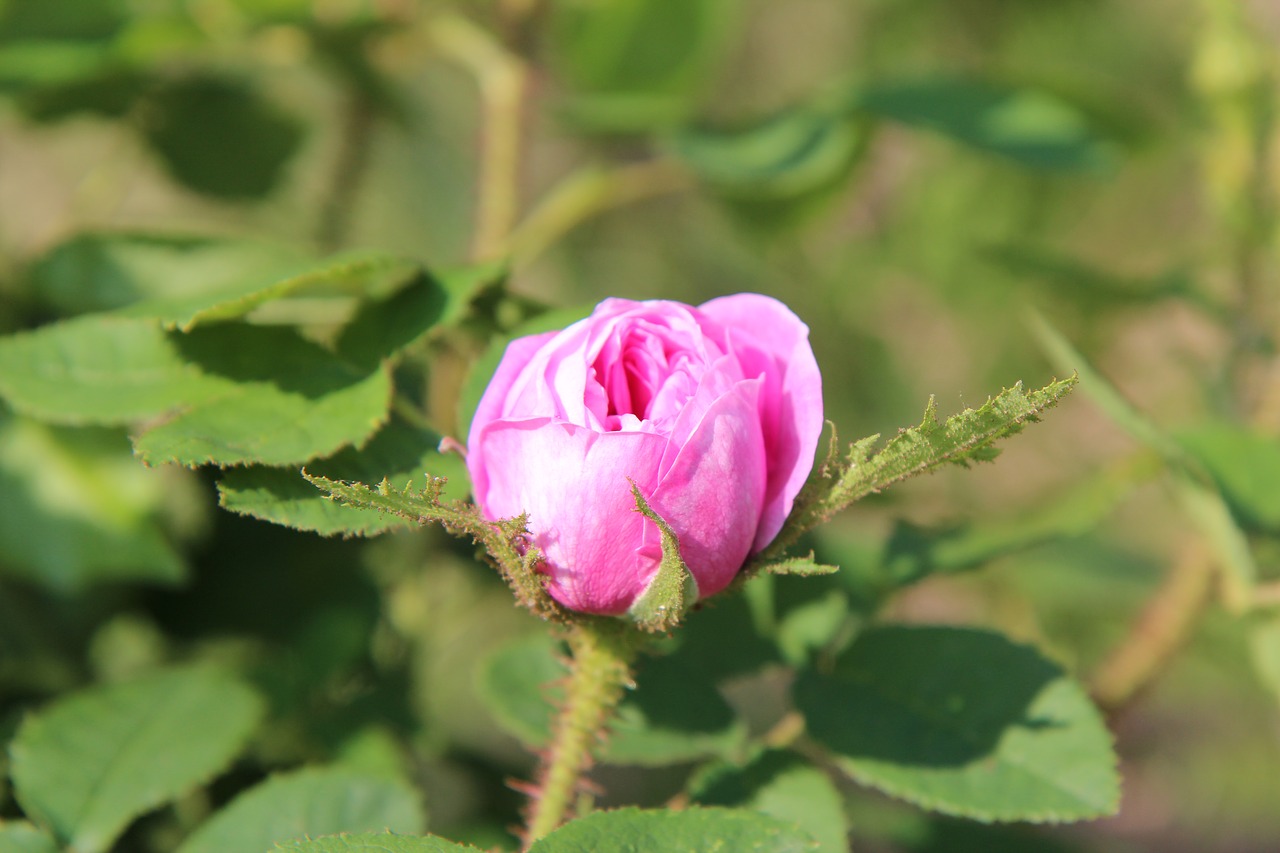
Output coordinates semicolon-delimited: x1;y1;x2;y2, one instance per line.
756;552;839;576
753;377;1078;568
626;482;696;633
304;473;567;623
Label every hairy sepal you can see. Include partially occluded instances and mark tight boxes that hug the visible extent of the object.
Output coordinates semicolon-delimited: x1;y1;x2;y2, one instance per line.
304;472;568;622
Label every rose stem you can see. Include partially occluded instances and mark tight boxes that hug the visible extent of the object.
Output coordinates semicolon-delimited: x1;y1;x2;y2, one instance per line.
522;619;638;847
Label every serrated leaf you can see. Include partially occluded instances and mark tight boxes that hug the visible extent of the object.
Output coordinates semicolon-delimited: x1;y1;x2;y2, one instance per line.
218;417;468;536
9;666;264;853
133;323;391;467
272;833;482;853
0;417;185;591
121;252;422;332
0;822;60;853
528;807;817;853
175;768;424;853
857;79;1116;172
691;751;848;853
795;626;1118;822
0;315;231;425
24;232;307;319
478;635;745;767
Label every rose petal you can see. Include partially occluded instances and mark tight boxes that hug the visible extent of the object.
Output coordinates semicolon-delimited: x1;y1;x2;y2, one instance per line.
698;293;824;550
473;418;669;614
650;377;766;600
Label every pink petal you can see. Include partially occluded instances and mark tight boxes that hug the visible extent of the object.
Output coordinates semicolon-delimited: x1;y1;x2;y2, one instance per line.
650;377;766;600
698;293;824;551
472;418;669;614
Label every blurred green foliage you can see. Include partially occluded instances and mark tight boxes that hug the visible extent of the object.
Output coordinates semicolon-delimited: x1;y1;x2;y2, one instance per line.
0;0;1278;851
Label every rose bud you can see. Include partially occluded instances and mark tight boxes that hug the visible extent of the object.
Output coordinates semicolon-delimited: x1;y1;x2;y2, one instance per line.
466;295;823;616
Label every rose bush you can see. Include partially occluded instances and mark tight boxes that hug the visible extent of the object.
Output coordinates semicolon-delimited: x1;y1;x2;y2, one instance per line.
466;295;823;615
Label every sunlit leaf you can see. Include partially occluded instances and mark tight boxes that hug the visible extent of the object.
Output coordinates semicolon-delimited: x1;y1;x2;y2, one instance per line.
0;315;231;425
273;833;482;853
132;323;391;468
795;626;1119;822
218;418;468;536
25;232;306;318
691;751;848;853
175;768;424;853
527;807;817;853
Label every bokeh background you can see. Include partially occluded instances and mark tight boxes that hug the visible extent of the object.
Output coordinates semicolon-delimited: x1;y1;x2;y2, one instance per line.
1;0;1278;851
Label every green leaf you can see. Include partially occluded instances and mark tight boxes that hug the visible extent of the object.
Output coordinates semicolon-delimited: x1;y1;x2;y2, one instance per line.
272;833;482;853
0;822;60;853
528;807;817;853
795;626;1119;822
121;252;422;332
140;74;304;200
0;315;231;425
626;482;695;632
9;666;264;853
0;417;185;591
549;0;736;133
219;418;468;536
175;768;424;853
605;654;746;766
24;232;306;318
857;79;1116;172
691;751;848;853
132;323;391;467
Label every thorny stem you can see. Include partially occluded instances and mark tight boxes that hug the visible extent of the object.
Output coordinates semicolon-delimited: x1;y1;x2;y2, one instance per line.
522;619;638;847
317;91;376;253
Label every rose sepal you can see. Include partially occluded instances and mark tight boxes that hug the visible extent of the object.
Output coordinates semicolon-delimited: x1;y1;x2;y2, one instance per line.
625;482;697;633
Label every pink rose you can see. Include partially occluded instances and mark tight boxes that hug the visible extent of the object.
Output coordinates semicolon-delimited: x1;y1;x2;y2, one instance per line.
466;295;823;615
